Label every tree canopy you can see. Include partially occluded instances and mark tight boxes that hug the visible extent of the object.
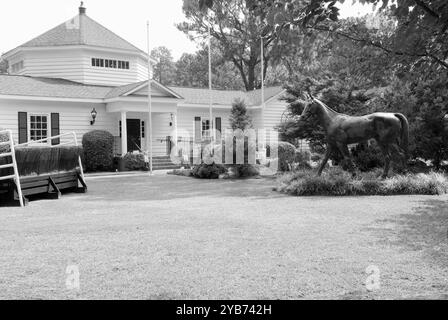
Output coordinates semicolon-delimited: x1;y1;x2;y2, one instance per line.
150;46;177;85
178;0;282;91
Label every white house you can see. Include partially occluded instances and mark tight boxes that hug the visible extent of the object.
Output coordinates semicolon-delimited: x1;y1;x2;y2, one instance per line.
0;4;293;168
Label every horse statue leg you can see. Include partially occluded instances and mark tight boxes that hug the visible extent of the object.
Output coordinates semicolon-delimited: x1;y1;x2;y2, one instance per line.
317;146;332;176
378;143;392;179
389;143;407;172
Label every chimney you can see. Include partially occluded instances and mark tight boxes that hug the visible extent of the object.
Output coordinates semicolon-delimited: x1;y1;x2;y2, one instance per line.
79;2;86;15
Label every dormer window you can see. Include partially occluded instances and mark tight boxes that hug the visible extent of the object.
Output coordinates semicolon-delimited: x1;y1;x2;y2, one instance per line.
11;61;24;73
91;58;129;70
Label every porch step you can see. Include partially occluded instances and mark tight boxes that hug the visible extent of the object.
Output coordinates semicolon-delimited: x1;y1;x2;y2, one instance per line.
151;156;182;171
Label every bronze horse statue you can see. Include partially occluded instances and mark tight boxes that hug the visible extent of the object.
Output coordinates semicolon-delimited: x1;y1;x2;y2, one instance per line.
296;96;409;178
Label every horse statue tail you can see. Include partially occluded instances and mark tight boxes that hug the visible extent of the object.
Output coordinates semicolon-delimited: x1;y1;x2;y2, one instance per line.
395;113;409;159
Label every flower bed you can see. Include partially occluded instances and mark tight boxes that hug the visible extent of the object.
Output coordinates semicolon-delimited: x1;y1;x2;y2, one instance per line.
275;168;448;196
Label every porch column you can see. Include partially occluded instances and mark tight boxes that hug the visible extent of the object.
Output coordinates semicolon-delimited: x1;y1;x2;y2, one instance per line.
121;111;127;156
174;113;178;147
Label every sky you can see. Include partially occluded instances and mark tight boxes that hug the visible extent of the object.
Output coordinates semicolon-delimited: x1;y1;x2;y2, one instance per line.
0;0;374;60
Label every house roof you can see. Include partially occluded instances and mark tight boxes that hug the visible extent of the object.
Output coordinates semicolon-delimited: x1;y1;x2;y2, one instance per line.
5;9;145;56
0;74;111;99
167;86;285;106
0;74;284;104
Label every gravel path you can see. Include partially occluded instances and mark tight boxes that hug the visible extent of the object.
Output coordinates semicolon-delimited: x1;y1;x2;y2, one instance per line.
0;174;447;299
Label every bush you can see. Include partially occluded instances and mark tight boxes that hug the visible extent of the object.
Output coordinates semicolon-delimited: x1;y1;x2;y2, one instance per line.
277;141;296;172
275;167;448;196
191;162;228;179
232;164;260;178
293;149;312;170
228;97;258;177
351;142;384;172
82;130;114;172
123;153;148;171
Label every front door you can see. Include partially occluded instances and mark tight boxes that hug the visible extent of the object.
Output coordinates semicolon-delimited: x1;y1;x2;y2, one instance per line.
127;119;141;152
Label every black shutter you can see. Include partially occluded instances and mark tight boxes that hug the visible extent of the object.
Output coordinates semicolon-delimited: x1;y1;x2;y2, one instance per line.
51;113;60;145
215;117;222;141
194;117;201;143
18;112;27;144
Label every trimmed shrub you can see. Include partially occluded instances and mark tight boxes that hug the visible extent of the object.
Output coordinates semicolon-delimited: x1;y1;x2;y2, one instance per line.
123;153;148;171
82;130;114;172
228;98;258;178
191;163;228;179
278;141;296;172
232;164;260;178
275;167;448;196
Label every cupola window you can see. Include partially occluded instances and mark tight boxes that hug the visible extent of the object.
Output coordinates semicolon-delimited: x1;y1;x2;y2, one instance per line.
91;58;130;70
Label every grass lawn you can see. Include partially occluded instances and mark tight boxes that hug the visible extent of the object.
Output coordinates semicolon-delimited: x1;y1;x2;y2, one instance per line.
0;174;447;299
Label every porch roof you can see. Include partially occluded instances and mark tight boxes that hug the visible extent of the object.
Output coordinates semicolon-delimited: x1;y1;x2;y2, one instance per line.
168;86;285;107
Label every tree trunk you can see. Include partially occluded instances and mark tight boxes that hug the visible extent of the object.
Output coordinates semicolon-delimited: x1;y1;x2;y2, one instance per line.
246;64;256;91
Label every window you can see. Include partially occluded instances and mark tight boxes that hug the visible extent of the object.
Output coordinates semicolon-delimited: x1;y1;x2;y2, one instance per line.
29;114;49;142
91;58;130;69
202;119;210;139
11;61;24;73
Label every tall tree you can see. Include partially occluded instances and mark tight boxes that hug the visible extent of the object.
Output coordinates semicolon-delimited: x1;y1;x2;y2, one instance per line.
150;46;176;85
174;43;245;90
177;0;280;91
245;0;448;74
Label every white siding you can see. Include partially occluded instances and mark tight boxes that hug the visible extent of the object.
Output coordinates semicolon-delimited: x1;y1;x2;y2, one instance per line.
82;49;145;86
6;47;150;87
264;99;288;129
136;57;149;82
17;50;85;83
0;98;116;146
177;107;231;140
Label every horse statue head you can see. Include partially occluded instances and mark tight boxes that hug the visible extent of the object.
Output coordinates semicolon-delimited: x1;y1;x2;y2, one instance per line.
297;92;333;123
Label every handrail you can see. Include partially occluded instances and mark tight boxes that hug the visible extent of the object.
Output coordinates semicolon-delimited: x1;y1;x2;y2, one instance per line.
15;132;79;148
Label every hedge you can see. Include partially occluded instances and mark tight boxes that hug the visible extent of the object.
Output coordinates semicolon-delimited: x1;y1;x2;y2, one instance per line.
82;130;114;172
0;146;82;177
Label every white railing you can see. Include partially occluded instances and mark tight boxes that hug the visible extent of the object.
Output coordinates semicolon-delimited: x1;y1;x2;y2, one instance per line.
15;132;85;181
0;130;24;207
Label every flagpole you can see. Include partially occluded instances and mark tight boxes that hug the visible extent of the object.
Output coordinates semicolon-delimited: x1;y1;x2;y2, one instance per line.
147;21;153;175
208;23;213;142
261;35;265;128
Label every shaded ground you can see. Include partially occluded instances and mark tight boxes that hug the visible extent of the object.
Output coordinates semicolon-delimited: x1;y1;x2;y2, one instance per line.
0;174;447;299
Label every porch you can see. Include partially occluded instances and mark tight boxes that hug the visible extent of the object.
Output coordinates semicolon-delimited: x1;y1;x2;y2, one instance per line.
106;100;178;158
